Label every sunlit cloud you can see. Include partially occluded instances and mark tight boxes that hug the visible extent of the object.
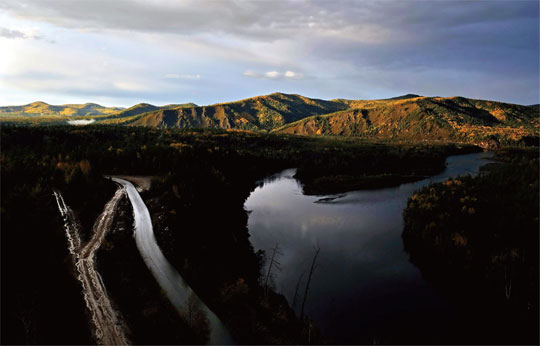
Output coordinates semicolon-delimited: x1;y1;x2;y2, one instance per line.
164;73;201;80
284;71;302;79
0;0;537;106
243;70;304;80
265;71;279;79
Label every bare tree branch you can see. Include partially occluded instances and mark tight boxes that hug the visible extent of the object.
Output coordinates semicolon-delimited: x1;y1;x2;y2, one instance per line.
264;243;282;294
301;245;320;319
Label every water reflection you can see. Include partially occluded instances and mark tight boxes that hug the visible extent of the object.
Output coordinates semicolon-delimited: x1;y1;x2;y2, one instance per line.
244;152;493;344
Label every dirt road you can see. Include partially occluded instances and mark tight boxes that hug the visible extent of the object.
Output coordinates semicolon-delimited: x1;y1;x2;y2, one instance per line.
54;188;129;345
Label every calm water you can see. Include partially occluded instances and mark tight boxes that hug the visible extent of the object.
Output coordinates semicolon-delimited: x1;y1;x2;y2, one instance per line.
244;151;493;344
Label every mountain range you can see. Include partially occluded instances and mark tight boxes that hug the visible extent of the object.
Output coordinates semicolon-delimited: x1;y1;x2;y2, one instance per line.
0;101;123;117
1;93;538;146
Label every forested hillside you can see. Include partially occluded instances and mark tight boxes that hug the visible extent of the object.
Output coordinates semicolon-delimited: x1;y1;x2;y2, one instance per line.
275;96;539;147
402;149;539;344
0;101;123;117
128;92;346;130
1;93;537;147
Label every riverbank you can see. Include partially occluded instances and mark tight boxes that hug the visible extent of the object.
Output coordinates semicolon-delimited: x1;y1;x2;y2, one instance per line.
402;148;539;344
146;170;314;343
96;192;204;344
294;143;481;195
244;151;496;344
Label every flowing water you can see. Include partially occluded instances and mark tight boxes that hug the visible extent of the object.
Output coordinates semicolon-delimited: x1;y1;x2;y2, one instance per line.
244;151;493;344
112;178;234;345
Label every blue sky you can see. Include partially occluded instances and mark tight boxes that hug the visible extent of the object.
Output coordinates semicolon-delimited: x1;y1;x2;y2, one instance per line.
0;0;538;107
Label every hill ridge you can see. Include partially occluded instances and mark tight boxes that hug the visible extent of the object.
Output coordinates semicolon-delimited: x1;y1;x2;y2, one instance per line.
1;93;537;147
0;102;123;117
274;95;538;147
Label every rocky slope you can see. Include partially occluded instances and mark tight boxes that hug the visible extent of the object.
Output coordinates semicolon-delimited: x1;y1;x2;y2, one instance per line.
274;96;539;146
129;93;347;130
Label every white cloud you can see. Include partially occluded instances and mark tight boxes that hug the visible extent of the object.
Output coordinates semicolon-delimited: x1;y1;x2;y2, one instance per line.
113;81;150;92
0;1;538;105
164;73;201;80
243;70;304;80
264;71;279;79
284;71;303;79
242;70;257;77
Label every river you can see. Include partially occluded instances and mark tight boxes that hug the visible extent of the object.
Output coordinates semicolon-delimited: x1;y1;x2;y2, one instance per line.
244;151;493;344
111;177;234;345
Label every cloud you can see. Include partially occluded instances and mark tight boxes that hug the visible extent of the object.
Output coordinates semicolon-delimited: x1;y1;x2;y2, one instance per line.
0;27;26;39
1;1;536;44
0;0;538;105
284;71;301;79
243;70;304;80
242;70;257;78
265;71;279;79
0;26;42;39
164;73;201;80
112;81;150;92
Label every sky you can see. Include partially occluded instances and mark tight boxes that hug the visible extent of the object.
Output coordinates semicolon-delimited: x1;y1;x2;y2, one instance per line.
0;0;538;107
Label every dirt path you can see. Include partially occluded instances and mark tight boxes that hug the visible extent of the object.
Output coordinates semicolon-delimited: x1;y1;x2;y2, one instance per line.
54;188;129;345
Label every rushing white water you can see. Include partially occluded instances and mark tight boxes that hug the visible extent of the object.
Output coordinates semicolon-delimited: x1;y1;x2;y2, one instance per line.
112;177;234;345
